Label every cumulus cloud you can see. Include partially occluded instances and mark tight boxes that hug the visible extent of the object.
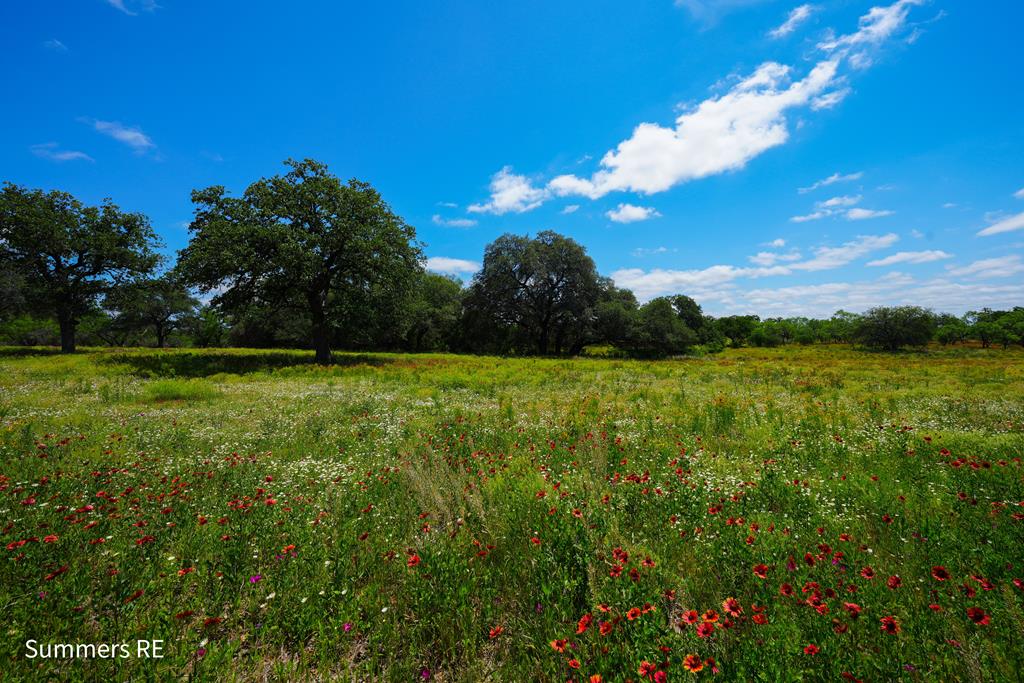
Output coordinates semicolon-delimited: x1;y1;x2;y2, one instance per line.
470;1;922;212
789;233;899;271
89;119;155;153
548;59;841;200
606;203;660;223
946;255;1024;279
770;4;817;39
431;214;478;228
866;250;952;267
467;166;548;215
766;238;786;247
425;257;480;275
30;142;93;163
977;211;1024;237
798;171;863;194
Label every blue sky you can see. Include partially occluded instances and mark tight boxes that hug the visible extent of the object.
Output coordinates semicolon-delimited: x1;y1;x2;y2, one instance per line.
2;0;1022;316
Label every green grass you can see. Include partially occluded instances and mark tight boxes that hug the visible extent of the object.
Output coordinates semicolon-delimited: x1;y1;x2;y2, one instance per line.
1;345;1022;681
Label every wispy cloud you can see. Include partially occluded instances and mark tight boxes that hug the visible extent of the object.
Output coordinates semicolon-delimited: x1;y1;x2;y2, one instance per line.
1014;187;1024;200
633;246;672;257
30;143;93;163
866;250;952;267
770;4;816;39
947;255;1024;278
846;207;894;220
606;203;660;223
798;171;863;194
818;0;925;68
976;212;1024;237
42;39;68;52
88;119;156;154
106;0;159;16
611;233;899;299
425;257;480;275
561;204;580;215
748;250;802;267
431;214;478;228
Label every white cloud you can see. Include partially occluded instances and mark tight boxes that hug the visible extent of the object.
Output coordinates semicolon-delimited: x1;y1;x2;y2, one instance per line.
748;250;802;266
790;233;899;271
437;201;458;208
770;4;817;39
820;194;861;208
798;171;863;193
42;39;68;51
767;238;786;247
633;246;671;257
947;255;1024;279
1014;188;1024;200
846;207;894;220
910;229;924;238
30;142;92;163
818;0;924;55
811;87;851;110
467;166;548;215
472;1;922;211
866;250;952;267
561;204;580;215
675;0;771;24
606;203;660;223
431;214;478;228
548;59;841;200
612;233;898;299
90;119;155;153
791;210;830;223
106;0;159;15
425;257;480;275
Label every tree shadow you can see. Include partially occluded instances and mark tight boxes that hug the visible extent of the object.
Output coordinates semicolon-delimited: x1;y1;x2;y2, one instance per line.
103;349;394;378
0;347;64;358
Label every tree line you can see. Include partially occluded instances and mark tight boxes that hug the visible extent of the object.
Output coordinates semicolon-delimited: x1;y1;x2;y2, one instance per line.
2;159;1022;359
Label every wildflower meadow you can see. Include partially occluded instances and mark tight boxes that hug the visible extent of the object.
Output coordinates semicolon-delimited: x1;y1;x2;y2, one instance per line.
1;345;1022;681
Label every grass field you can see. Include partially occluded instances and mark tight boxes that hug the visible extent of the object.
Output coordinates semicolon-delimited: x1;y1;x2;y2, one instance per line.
1;346;1023;682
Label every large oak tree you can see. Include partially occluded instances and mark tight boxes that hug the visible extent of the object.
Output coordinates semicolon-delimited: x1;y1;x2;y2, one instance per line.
0;183;160;352
176;159;422;363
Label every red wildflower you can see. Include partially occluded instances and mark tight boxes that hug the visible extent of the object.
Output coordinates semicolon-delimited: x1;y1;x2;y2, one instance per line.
43;535;58;544
753;563;769;579
576;614;592;634
966;607;990;625
407;554;421;567
722;597;742;617
887;575;902;590
638;661;657;678
681;609;700;624
683;654;704;672
550;639;567;653
695;622;715;638
124;589;144;604
489;626;503;639
880;615;900;634
932;566;951;581
627;607;642;621
804;644;820;655
599;621;613;636
860;566;875;580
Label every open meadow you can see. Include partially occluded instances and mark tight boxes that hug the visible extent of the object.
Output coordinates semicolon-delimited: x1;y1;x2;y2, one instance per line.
1;346;1023;681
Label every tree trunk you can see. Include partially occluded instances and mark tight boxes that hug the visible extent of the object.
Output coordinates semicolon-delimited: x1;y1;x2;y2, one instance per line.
155;325;166;348
57;306;76;353
308;292;332;364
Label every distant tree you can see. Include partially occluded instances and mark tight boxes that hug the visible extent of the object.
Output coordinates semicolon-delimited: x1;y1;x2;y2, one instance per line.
404;272;463;351
822;310;861;343
104;274;198;347
593;284;639;348
628;297;698;357
465;231;601;355
177;159;422;363
0;183;160;352
934;314;969;345
185;306;228;348
854;306;936;351
715;315;759;347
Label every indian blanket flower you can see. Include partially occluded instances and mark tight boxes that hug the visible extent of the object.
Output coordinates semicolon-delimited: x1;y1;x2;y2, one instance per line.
880;615;901;634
